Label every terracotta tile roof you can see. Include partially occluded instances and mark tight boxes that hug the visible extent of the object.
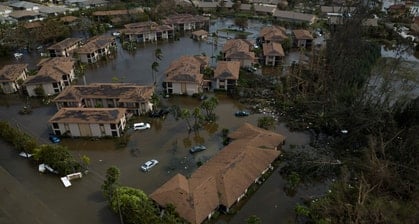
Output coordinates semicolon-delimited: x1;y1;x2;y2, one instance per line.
162;14;209;25
48;107;127;124
292;29;313;40
53;83;155;103
222;39;255;60
263;42;285;57
150;123;285;224
47;38;82;50
214;61;240;80
259;26;288;42
150;174;219;224
24;58;75;85
164;55;208;84
76;35;115;54
228;122;286;149
0;64;28;82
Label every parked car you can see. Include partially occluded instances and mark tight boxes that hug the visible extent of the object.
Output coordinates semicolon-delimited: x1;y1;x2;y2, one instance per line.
141;159;159;172
49;133;61;143
189;145;207;154
235;110;250;117
133;122;151;130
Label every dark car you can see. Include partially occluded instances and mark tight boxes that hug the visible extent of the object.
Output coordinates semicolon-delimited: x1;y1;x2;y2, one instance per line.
189;145;207;154
149;108;170;118
235;110;250;117
49;134;61;143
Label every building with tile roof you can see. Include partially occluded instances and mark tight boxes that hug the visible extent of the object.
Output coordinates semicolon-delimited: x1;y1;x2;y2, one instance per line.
162;14;209;31
222;39;256;68
48;107;127;137
75;35;116;63
119;21;174;43
47;38;83;57
23;57;76;97
259;25;288;43
164;55;209;95
150;123;285;224
213;61;240;91
262;42;284;66
0;64;28;94
52;83;155;115
292;29;313;48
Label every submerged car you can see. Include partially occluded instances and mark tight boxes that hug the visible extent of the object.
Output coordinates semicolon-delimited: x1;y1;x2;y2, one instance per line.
141;159;159;172
49;134;61;143
149;108;170;118
133;122;151;130
235;110;250;117
189;145;207;154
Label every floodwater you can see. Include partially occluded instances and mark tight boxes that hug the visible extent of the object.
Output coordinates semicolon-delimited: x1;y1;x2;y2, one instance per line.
0;18;328;224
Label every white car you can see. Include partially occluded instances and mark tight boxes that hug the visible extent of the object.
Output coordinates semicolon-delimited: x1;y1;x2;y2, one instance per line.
141;159;159;172
133;122;151;130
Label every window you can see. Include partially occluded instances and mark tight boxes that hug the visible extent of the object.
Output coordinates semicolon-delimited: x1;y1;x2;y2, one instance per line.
110;124;116;129
52;123;59;129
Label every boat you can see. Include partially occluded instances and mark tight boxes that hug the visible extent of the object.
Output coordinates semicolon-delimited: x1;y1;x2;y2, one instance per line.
14;52;23;60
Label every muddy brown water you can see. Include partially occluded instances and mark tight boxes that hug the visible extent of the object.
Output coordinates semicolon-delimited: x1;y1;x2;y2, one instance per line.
0;18;328;224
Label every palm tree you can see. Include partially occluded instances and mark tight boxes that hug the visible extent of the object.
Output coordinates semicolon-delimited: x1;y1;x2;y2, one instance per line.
151;48;163;86
151;61;159;85
154;48;163;61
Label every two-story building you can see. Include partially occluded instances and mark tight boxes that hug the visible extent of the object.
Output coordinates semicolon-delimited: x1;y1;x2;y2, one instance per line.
0;63;29;94
259;25;288;44
262;42;285;66
292;29;313;48
23;57;76;97
150;123;286;224
222;39;256;68
213;61;240;91
52;83;155;116
47;37;83;57
75;35;116;63
49;107;127;138
119;21;174;43
162;14;210;31
163;55;209;95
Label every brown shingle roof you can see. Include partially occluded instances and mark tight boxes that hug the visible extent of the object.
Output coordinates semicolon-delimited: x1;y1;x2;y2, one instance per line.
53;83;154;103
47;37;82;50
292;29;313;40
164;55;208;84
0;64;28;82
24;58;75;85
150;123;285;224
214;61;240;80
48;108;126;124
263;42;285;57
